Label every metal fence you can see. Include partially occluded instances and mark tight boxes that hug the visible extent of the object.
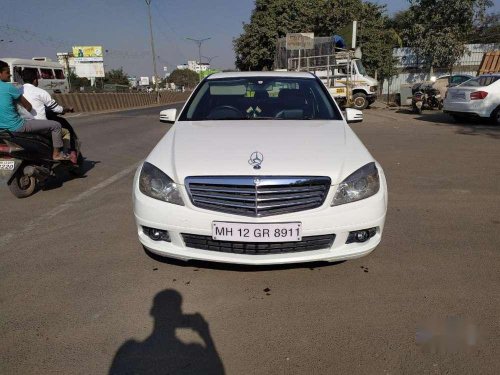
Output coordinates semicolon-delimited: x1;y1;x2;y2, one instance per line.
382;43;500;94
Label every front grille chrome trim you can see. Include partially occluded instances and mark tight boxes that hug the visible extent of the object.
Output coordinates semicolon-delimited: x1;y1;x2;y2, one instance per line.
185;176;331;217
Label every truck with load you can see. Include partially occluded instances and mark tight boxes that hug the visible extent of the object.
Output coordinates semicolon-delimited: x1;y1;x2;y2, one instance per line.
274;33;378;110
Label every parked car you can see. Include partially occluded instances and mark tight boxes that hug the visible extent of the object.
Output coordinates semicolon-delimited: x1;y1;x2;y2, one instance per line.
134;71;388;265
443;74;500;124
432;74;473;98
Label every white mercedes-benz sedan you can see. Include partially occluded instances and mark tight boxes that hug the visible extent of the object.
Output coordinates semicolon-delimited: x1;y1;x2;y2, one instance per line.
133;72;387;265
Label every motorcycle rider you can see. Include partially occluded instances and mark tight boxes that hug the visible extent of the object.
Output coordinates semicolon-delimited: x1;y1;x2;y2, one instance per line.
0;60;70;160
21;69;77;163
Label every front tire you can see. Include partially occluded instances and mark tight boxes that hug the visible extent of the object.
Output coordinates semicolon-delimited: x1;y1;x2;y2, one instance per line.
352;93;368;110
8;169;36;198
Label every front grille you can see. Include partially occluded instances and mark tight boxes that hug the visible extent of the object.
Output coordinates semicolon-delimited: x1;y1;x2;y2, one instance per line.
185;176;331;217
182;233;335;255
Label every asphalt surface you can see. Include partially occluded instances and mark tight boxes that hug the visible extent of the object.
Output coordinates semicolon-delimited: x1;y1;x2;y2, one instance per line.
1;105;499;374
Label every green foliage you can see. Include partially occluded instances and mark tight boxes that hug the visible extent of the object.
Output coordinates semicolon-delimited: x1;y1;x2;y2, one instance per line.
401;0;492;72
68;71;90;89
233;0;400;80
167;69;199;88
104;68;130;85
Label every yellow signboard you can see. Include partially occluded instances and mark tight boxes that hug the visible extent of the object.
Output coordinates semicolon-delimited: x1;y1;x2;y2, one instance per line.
72;46;104;62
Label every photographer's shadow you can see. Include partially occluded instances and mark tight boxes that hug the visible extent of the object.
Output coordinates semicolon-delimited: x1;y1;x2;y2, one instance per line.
109;289;225;375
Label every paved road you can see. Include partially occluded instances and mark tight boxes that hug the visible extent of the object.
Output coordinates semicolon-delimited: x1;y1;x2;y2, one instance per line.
1;106;499;374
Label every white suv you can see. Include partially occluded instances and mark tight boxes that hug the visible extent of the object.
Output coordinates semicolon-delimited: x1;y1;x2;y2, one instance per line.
133;72;387;265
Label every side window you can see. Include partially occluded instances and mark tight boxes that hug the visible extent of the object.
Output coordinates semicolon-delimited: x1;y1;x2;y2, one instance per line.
40;68;55;79
13;66;23;83
54;69;65;79
23;67;40;80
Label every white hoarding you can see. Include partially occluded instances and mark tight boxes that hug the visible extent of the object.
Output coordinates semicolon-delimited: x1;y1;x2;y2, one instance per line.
140;76;150;86
75;62;105;78
286;33;314;50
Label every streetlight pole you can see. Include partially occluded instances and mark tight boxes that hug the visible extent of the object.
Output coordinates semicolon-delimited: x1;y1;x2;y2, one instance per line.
201;55;218;65
186;37;211;79
145;0;159;103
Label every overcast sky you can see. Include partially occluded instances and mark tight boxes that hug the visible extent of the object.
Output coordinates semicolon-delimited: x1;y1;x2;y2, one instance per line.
0;0;497;77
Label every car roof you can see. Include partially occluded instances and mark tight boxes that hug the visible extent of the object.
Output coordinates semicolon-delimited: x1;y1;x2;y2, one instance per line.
207;71;316;80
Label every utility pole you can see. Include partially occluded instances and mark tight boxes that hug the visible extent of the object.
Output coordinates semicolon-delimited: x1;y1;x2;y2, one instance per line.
145;0;159;103
186;37;211;80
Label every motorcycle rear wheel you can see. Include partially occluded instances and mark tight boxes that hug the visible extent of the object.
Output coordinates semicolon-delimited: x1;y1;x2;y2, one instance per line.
9;170;36;198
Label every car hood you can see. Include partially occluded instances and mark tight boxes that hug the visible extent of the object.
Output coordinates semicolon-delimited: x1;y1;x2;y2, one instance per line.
146;120;374;185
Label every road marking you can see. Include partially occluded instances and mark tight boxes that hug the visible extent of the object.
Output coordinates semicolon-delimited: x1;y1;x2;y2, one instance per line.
0;162;140;251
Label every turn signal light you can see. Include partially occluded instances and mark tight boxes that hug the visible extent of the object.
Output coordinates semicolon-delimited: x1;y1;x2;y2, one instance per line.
470;91;488;100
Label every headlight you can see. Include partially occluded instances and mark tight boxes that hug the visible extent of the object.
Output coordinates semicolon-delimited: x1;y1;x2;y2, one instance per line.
332;162;380;206
139;162;184;205
370;86;377;92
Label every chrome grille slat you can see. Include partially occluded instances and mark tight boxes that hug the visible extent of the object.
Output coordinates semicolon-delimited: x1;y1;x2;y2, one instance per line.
186;176;331;217
256;197;322;209
193;197;256;209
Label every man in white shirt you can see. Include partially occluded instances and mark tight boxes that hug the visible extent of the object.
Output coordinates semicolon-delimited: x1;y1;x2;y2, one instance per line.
21;69;72;119
21;69;77;163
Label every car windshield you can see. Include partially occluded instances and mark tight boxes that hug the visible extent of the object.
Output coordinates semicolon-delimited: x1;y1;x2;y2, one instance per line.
178;77;341;121
460;76;499;87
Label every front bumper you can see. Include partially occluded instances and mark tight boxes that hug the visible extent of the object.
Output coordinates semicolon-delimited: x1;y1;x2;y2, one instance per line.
133;167;388;265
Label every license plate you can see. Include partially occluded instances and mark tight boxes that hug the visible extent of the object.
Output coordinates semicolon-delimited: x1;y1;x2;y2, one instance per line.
0;160;15;171
212;221;302;242
452;91;466;99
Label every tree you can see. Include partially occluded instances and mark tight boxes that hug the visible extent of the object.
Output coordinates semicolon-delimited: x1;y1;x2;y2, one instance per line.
401;0;493;73
167;69;199;88
469;12;500;43
233;0;399;78
104;68;130;85
68;71;90;90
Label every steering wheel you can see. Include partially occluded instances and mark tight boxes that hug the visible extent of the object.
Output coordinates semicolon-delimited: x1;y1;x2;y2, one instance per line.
207;105;245;119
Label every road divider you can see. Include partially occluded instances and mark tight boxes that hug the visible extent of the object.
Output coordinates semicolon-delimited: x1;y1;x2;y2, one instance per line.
53;91;191;113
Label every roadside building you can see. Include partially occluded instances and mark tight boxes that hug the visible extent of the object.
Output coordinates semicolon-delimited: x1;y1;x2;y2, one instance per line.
176;60;211;73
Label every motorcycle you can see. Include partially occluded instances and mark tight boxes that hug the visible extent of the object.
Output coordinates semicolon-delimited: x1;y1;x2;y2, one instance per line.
0;117;83;198
411;82;443;114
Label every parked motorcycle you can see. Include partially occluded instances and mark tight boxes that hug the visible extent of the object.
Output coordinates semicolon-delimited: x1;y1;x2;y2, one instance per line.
0;124;83;198
411;82;443;114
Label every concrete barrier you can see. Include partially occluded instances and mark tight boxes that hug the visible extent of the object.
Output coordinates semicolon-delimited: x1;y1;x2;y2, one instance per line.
52;91;191;113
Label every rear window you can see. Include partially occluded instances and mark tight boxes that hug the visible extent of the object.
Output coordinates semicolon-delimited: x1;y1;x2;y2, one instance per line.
54;69;65;79
40;69;55;79
461;76;499;87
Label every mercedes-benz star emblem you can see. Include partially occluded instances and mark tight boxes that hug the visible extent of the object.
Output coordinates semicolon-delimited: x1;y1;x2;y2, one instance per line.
248;151;264;170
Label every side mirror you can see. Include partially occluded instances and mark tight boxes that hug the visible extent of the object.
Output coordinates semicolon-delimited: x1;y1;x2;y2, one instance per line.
345;108;363;124
160;108;177;124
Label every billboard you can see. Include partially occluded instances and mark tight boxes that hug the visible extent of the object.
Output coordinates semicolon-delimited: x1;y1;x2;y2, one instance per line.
75;62;105;78
72;46;104;62
140;76;150;86
285;33;314;50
